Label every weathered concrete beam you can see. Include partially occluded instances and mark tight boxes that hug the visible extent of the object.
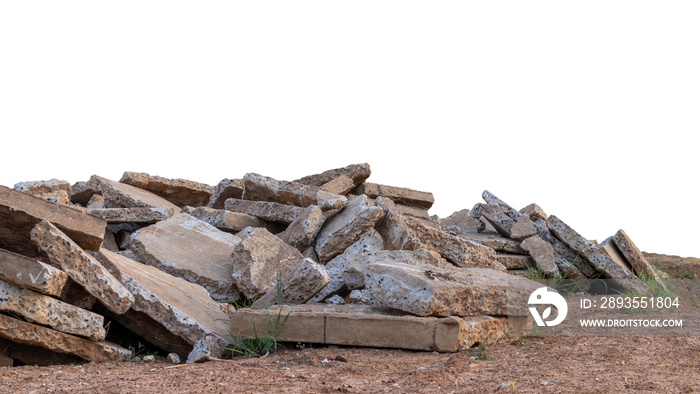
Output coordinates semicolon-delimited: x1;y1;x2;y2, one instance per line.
119;171;214;208
230;304;508;352
277;205;325;251
225;198;302;225
208;179;244;209
0;248;69;297
89;207;174;224
0;185;106;257
354;182;434;209
92;175;181;213
182;206;269;233
30;220;134;314
294;163;371;187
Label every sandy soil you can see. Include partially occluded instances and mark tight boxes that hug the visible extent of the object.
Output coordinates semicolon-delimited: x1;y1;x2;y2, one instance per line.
1;336;699;393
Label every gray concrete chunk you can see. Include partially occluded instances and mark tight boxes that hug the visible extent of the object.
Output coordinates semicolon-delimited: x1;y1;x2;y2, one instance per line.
119;171;214;208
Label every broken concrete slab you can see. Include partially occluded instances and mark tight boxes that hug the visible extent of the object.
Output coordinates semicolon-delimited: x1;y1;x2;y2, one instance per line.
0;279;106;341
481;204;516;238
224;198;303;225
315;190;349;211
439;209;478;231
294;163;372;187
0;338;83;366
314;194;384;263
89;207;174;224
30;220;134;314
231;227;306;299
613;229;665;286
308;229;384;303
96;249;232;350
277;205;325;251
14;179;72;205
496;254;535;270
532;219;595;278
0;313;129;363
354;182;434;209
242;173;321;207
92;175;181;213
86;193;105;209
482;190;522;221
374;196;426;252
510;215;537;242
208;179;244;209
547;215;650;294
182;206;269;233
342;250;453;291
519;236;560;277
394;204;438;229
520;203;548;222
0;185;107;257
70;179;99;206
120;171;214;208
128;213;241;303
320;176;355;195
346;255;541;317
600;237;635;273
230;304;507;352
252;258;330;308
0;248;69;297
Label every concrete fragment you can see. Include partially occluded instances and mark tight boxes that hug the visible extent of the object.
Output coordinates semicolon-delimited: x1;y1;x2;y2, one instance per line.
294;163;371;187
14;179;72;205
0;314;129;363
0;355;12;367
102;229;119;252
600;237;634;272
208;179;244;209
342;250;452;291
348;289;371;304
354;182;434;209
277;205;325;251
481;204;516;238
374;196;422;251
0;185;107;257
314;195;384;263
0;248;69;297
520;203;548;222
242;173;320;207
613;229;665;287
0;279;106;341
315;190;349;211
167;353;181;364
547;215;650;294
89;207;174;224
510;215;537;242
230;304;508;352
470;203;486;218
439;209;478;231
519;236;560;277
92;175;181;213
120;171;214;208
30;220;134;314
394;204;438;229
128;213;241;303
182;206;268;233
70;179;99;206
325;295;345;304
346;255;541;317
86;193;105;209
532;219;595;277
225;198;302;225
496;254;535;270
320;176;355;195
231;227;306;299
482;190;522;221
252;258;330;308
96;249;232;349
308;229;384;303
186;333;228;363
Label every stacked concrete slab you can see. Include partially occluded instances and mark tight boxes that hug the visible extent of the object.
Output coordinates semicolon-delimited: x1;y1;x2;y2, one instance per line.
0;165;663;365
439;190;664;295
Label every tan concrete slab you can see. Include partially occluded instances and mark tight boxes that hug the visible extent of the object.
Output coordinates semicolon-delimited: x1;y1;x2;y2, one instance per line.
0;185;106;257
0;248;69;297
208;179;244;209
0;279;105;341
119;171;214;208
242;173;321;207
613;229;666;289
225;198;302;225
294;163;371;187
92;175;181;213
0;313;129;363
128;213;241;303
320;176;355;195
355;182;434;209
97;249;231;349
496;254;535;270
31;220;134;314
89;207;174;223
277;205;325;251
14;179;72;205
230;304;507;352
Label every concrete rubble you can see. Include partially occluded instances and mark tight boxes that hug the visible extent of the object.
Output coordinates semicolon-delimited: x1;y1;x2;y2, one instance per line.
0;165;665;366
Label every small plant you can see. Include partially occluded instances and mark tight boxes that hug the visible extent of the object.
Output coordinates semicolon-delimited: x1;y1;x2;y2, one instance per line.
227;306;290;358
507;381;517;388
127;342;158;360
470;342;494;361
0;345;9;359
509;334;531;345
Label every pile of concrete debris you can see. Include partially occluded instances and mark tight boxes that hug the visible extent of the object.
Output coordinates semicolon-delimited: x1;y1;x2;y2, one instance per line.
0;163;660;367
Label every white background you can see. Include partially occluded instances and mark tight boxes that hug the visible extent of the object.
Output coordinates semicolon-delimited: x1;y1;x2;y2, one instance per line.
1;2;698;257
